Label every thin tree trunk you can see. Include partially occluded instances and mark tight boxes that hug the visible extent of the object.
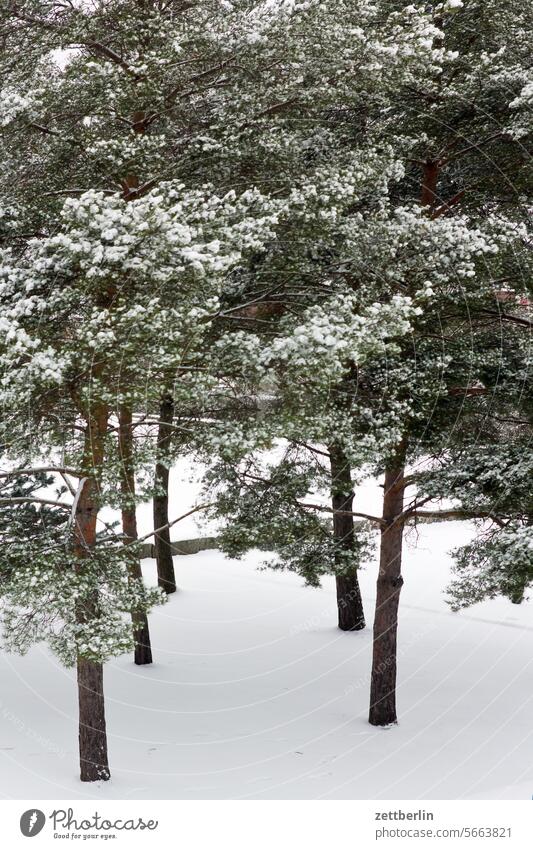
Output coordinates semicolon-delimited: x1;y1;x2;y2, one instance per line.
77;657;109;782
153;394;176;593
73;403;110;782
118;406;153;665
369;456;406;726
329;443;365;631
367;161;435;726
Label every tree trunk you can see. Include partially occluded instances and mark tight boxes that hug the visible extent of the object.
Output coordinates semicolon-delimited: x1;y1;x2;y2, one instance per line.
77;657;110;782
367;166;432;726
369;456;406;727
73;403;110;781
329;443;365;631
153;394;176;593
118;406;153;665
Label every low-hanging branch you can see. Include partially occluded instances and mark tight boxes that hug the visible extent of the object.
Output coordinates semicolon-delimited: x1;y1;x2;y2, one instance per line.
297;500;511;529
132;502;216;547
0;466;82;479
0;496;72;510
403;508;508;526
296;500;386;527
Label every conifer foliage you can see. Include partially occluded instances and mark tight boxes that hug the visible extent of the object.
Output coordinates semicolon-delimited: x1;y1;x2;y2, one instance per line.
0;0;530;780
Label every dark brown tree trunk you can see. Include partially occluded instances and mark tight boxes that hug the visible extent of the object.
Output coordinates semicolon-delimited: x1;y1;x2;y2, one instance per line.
153;394;176;593
77;657;110;782
73;403;110;782
118;406;153;665
369;456;406;726
420;160;440;209
336;574;365;631
367;164;434;726
329;443;365;631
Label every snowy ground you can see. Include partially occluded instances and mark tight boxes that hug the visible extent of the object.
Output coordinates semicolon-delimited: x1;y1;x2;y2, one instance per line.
0;474;532;800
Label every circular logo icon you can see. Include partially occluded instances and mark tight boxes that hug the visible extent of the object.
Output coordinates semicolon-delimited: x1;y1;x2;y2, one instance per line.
20;810;46;837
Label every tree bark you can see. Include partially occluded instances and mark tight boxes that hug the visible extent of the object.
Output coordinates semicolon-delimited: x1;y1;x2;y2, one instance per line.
329;443;365;631
118;406;153;665
369;455;406;726
153;394;176;593
77;657;110;782
367;160;436;726
420;159;440;209
73;403;110;782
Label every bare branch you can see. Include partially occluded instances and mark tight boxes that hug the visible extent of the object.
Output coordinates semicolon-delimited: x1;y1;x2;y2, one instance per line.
403;509;507;525
0;466;81;479
291;441;331;459
431;188;466;220
134;502;215;546
447;132;505;163
43;189;116;197
28;122;61;137
122;177;159;202
480;309;532;329
59;472;77;497
83;40;138;77
164;57;236;105
0;497;71;510
296;501;386;527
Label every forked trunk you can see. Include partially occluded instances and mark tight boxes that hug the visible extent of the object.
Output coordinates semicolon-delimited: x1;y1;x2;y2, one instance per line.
118;406;153;665
73;403;110;782
153;394;176;593
369;457;406;726
329;443;365;631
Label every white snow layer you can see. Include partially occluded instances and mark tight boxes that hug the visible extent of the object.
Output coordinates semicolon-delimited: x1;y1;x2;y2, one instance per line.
0;474;531;800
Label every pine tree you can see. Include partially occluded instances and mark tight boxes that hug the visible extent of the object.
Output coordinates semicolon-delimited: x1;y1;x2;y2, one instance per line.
0;0;280;780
